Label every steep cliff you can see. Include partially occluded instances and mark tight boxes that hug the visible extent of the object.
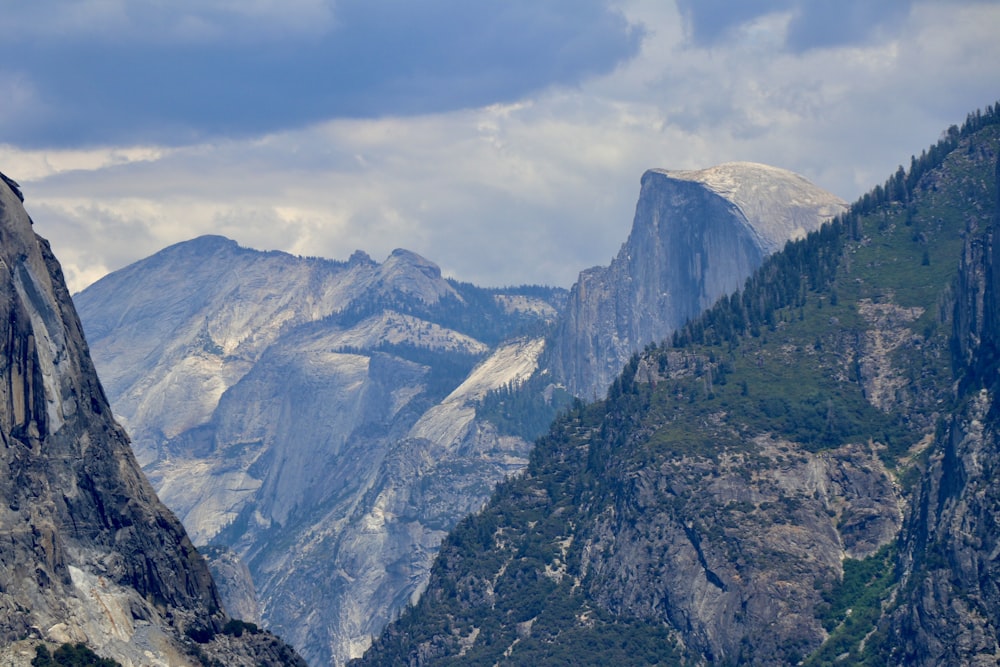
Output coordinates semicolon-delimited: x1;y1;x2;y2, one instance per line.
75;240;566;665
883;140;1000;665
0;174;304;666
355;111;1000;666
548;162;846;399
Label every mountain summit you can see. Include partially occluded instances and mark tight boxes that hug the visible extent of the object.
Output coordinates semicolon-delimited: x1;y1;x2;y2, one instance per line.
548;161;846;398
0;175;304;666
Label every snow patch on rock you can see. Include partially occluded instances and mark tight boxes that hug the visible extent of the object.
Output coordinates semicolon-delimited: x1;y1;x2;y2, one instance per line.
654;162;847;253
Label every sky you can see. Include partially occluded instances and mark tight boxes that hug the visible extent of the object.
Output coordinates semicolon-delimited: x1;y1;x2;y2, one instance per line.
1;0;998;294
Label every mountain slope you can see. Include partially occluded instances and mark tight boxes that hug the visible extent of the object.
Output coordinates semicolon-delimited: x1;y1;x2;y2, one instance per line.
75;240;566;665
354;108;1000;666
882;127;1000;665
547;162;846;399
0;175;304;666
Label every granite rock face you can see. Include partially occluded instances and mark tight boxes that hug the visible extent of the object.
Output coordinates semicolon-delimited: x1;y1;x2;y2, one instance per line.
548;162;846;399
0;174;304;666
202;546;261;625
584;439;900;663
886;152;1000;666
75;238;565;665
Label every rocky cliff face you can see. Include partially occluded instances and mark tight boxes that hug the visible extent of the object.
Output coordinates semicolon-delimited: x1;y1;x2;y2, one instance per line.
885;147;1000;665
202;546;261;625
75;239;565;665
548;162;846;399
583;438;900;663
0;174;304;666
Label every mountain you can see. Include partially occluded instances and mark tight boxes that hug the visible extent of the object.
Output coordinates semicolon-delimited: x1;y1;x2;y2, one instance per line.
74;240;567;665
547;162;846;399
354;108;1000;665
0;174;305;666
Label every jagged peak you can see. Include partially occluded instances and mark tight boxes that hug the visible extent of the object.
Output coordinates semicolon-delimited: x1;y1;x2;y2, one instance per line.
349;249;376;266
0;169;307;666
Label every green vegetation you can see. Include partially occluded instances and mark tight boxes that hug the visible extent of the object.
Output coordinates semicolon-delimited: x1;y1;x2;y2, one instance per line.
506;616;683;666
804;544;898;667
186;617;263;644
476;372;575;441
652;107;1000;467
222;618;262;638
32;644;121;667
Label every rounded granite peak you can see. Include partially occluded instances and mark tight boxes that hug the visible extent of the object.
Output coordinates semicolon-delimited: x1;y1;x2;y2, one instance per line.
644;162;848;253
386;247;439;269
374;248;459;304
382;248;447;282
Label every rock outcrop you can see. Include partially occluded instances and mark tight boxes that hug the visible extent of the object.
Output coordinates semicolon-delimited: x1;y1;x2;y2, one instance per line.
0;173;304;666
581;438;900;664
202;546;261;625
548;162;846;399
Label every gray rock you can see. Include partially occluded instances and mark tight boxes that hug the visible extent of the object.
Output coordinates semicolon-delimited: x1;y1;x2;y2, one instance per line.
584;437;901;663
548;162;846;399
202;546;261;624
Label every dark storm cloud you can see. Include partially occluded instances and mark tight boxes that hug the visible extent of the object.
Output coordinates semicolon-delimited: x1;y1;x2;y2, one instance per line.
676;0;915;51
0;0;642;147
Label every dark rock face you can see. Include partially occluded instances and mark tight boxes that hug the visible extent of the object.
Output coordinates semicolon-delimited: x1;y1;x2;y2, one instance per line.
548;163;846;399
0;174;304;666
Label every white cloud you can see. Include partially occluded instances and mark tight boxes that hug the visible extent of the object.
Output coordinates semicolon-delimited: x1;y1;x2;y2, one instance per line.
2;145;171;181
